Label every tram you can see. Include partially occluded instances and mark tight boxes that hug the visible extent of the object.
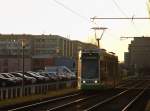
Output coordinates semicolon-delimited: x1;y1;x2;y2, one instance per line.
80;49;118;89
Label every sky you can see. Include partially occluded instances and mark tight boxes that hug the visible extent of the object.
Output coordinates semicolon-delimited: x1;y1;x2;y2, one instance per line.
0;0;150;62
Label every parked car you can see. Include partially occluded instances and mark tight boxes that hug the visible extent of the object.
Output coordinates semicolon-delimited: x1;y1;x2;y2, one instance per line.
10;72;36;84
45;66;76;80
0;74;17;87
36;71;56;81
70;72;76;80
63;66;76;80
0;73;22;84
61;66;76;80
45;71;59;81
45;66;65;80
24;71;49;83
32;71;50;81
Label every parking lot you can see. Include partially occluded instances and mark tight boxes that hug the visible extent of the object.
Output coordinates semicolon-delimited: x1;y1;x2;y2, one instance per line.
0;67;77;104
0;66;76;87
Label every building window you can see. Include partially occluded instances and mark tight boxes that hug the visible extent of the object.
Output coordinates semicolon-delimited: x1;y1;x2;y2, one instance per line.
4;68;8;73
3;59;8;66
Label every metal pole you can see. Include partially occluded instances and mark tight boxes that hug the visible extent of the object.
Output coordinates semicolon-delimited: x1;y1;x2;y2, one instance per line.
22;41;25;96
91;17;150;20
96;38;100;48
94;30;99;48
113;62;116;88
17;41;20;71
91;27;107;48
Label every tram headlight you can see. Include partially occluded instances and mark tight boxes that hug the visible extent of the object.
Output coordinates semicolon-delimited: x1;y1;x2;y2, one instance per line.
94;80;98;84
83;80;86;83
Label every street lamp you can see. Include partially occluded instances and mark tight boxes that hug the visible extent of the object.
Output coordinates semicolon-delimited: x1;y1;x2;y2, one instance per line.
13;40;20;71
91;27;107;48
21;39;27;96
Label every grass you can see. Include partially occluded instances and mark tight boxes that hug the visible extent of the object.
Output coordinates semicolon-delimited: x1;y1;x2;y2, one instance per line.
0;88;79;107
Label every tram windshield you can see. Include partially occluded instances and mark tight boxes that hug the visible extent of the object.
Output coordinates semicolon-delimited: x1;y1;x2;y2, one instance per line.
82;59;98;79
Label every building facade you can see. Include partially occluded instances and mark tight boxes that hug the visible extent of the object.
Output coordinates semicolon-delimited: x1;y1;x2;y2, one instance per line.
0;56;31;72
31;35;74;57
125;37;150;76
0;34;97;72
124;52;129;69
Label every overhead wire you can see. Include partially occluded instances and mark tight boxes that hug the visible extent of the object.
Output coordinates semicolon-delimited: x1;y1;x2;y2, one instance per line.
112;0;141;35
53;0;99;27
53;0;88;21
112;0;128;17
52;0;101;44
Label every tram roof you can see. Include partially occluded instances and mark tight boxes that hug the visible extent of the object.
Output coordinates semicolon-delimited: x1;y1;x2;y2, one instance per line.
82;48;106;53
82;48;117;57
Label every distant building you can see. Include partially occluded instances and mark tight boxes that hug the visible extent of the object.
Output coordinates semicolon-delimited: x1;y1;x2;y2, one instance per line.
0;34;97;72
124;52;129;69
31;35;74;58
126;37;150;76
0;55;31;73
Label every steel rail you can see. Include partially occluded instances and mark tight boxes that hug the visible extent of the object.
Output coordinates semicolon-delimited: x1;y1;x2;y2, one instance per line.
8;92;82;111
122;86;148;111
8;81;147;111
84;90;128;111
47;81;145;111
116;80;140;88
84;81;147;111
47;94;98;111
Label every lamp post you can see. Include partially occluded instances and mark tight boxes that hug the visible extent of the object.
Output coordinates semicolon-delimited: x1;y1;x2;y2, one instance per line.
13;40;20;71
21;39;26;96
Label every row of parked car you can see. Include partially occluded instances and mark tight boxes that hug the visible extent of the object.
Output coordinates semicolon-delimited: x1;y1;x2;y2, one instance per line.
0;66;76;87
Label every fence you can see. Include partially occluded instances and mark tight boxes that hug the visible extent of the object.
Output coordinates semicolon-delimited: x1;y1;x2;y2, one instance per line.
0;80;77;100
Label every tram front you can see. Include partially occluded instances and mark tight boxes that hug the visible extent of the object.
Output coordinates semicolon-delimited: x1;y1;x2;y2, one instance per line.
81;50;101;90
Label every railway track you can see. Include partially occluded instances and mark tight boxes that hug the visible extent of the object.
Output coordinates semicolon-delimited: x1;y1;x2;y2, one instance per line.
44;81;148;111
6;91;83;111
5;80;150;111
85;81;150;111
85;88;147;111
116;79;145;89
6;89;122;111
